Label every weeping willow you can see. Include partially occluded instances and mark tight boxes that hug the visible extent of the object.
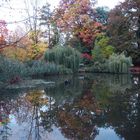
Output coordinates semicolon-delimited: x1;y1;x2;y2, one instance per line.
107;53;133;73
44;46;81;73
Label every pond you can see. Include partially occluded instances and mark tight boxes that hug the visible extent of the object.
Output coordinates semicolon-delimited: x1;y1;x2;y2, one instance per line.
0;74;140;140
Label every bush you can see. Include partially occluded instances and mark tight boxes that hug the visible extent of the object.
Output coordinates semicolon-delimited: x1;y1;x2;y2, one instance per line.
58;65;73;74
92;46;105;63
25;60;72;75
27;60;48;75
0;56;28;81
44;45;81;72
0;55;73;83
81;53;92;65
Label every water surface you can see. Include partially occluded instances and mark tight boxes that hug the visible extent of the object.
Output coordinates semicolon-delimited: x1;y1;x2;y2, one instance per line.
0;74;140;140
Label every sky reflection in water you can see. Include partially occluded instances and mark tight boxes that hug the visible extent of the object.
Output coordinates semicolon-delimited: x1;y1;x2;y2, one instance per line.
0;74;140;140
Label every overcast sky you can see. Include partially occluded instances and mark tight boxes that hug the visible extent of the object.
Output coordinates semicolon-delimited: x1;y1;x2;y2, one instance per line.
47;0;125;9
97;0;124;8
0;0;124;30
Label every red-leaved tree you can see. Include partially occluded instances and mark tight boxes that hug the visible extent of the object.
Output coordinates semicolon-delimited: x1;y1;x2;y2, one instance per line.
53;0;103;49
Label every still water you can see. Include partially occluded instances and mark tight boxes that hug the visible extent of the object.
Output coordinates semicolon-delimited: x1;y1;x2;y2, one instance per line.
0;74;140;140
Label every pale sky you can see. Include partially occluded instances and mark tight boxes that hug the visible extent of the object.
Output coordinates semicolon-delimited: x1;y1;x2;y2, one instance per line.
48;0;125;9
0;0;124;30
97;0;124;9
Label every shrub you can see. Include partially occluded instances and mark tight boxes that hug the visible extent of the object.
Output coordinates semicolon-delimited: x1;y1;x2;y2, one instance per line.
0;56;28;81
81;53;92;64
58;65;73;74
0;55;73;83
92;46;105;63
27;60;48;75
26;60;72;75
0;45;80;83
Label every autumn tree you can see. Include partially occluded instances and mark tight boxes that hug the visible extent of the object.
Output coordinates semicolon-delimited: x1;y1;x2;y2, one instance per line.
2;26;48;61
107;0;140;64
19;0;49;60
53;0;103;53
0;20;8;45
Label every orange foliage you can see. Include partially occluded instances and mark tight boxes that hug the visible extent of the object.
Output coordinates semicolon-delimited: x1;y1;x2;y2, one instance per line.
0;20;8;45
0;35;6;45
53;0;103;47
2;46;27;61
1;30;48;61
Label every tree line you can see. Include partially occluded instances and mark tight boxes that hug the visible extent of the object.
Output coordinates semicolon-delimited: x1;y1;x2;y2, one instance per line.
0;0;139;64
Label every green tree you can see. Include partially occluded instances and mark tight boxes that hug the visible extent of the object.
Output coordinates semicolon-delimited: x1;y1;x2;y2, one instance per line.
92;34;114;63
40;3;53;48
95;6;109;25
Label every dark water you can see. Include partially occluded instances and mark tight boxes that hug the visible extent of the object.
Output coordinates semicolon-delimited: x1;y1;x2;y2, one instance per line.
0;74;140;140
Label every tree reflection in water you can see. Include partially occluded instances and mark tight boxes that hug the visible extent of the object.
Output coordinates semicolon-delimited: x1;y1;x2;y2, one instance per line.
104;89;140;140
0;100;12;140
0;90;54;140
0;74;140;140
55;90;101;140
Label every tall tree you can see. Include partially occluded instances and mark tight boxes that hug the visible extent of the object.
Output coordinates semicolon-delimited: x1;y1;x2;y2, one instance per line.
24;0;41;45
107;0;140;64
95;6;109;25
53;0;103;52
40;3;60;48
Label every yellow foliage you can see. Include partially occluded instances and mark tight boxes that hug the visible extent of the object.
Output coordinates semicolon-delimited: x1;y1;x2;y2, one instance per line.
26;42;48;60
2;46;27;61
2;42;48;61
26;90;49;106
